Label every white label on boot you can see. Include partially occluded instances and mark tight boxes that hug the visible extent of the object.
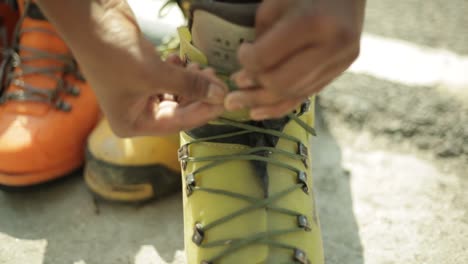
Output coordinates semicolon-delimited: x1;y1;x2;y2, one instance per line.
191;10;255;74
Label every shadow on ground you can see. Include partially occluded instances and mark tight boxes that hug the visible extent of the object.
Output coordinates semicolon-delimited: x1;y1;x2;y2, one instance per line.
0;175;184;264
313;103;364;264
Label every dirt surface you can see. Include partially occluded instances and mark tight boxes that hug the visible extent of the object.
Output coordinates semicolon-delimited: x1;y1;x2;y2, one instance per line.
315;102;468;264
364;0;468;54
2;105;467;264
320;73;468;161
316;72;468;264
1;0;468;263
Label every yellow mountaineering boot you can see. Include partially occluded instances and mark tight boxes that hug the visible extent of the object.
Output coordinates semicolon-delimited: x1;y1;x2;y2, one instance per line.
177;1;324;263
84;118;181;202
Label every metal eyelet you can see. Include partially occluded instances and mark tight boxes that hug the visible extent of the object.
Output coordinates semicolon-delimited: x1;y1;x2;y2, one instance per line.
297;215;311;231
298;99;311;117
65;85;80;96
183;53;192;65
55;100;71;112
186;174;196;197
294;249;310;264
178;145;189;170
297;171;309;194
297;142;309;168
192;223;204;246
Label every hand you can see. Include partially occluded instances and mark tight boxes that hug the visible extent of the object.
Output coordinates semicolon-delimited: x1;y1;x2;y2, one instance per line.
225;0;365;120
37;0;227;137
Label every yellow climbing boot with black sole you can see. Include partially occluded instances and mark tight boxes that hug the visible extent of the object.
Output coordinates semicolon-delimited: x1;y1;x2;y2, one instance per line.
176;1;324;263
84;118;181;203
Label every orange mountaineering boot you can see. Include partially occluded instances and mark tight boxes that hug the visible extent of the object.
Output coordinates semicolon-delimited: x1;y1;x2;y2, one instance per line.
0;0;100;188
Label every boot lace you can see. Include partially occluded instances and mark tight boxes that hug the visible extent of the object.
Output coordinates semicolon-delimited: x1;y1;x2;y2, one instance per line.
179;81;317;264
0;2;83;112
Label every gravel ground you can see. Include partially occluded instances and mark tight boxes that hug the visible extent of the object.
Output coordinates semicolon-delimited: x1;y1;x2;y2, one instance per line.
320;73;468;161
1;0;468;263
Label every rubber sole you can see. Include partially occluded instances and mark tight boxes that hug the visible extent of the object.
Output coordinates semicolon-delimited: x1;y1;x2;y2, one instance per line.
0;158;83;188
84;149;181;203
0;167;82;192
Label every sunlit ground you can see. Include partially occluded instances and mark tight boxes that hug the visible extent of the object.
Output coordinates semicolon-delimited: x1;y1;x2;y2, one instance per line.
1;0;467;263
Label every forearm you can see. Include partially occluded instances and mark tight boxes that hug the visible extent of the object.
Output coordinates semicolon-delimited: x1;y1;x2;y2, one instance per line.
35;0;149;66
35;0;158;97
35;0;113;61
35;0;160;130
34;0;223;136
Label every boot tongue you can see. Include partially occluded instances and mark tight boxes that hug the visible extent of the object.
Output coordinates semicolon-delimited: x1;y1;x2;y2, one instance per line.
186;0;258;122
25;2;47;20
186;1;290;143
184;1;288;196
190;1;258;74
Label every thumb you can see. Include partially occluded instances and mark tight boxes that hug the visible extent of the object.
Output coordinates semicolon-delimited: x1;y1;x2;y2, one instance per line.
156;61;227;104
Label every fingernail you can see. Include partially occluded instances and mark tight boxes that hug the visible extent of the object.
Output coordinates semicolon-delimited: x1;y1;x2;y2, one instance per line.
235;71;256;88
207;83;226;104
207;105;226;118
225;95;245;111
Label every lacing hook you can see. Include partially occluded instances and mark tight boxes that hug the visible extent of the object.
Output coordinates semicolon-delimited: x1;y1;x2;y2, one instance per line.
178;145;189;170
64;84;80;96
297;142;309;168
192;222;205;246
64;59;86;82
53;79;72;111
185;173;196;196
294;249;311;264
295;99;311;117
297;171;309;194
297;215;311;231
55;100;71;112
9;50;21;68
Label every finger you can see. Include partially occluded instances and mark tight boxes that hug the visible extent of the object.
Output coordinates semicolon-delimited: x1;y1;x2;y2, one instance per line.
186;64;217;78
225;58;346;112
224;87;283;111
165;54;184;66
231;70;257;89
239;13;337;74
186;62;201;71
134;100;225;135
250;98;303;120
255;0;292;36
179;64;227;105
156;61;227;105
292;64;350;98
256;38;359;96
285;47;359;97
256;45;334;95
202;67;216;77
226;44;340;110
